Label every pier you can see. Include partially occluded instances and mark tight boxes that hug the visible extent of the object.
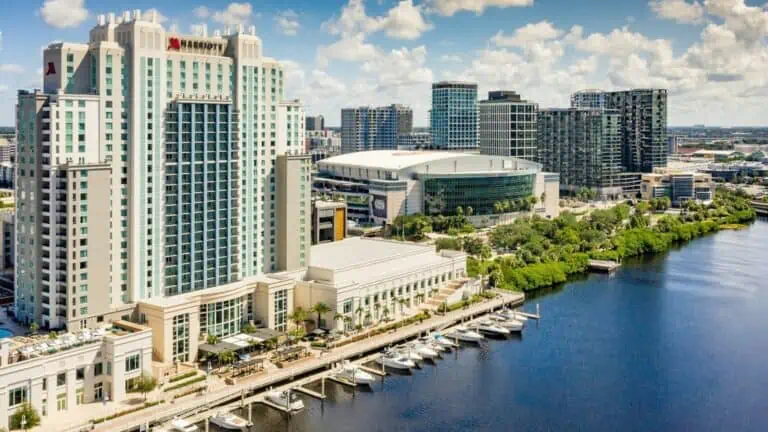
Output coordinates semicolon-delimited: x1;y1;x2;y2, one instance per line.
94;291;525;432
751;201;768;216
588;259;621;273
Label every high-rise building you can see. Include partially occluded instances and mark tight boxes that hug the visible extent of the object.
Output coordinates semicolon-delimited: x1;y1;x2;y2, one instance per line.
479;91;538;161
431;81;478;151
15;11;305;329
305;115;325;131
572;89;668;172
537;108;625;197
340;104;412;154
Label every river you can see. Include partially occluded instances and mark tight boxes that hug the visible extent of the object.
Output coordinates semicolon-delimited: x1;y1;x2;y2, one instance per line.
214;220;768;432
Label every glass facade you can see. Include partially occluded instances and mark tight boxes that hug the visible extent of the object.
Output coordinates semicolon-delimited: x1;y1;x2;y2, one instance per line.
200;296;246;338
274;290;288;332
172;313;190;363
422;174;534;215
431;82;478;151
164;102;240;295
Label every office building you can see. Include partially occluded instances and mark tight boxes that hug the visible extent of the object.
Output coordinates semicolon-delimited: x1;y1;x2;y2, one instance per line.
305;115;325;131
314;150;559;224
15;11;305;330
311;200;347;245
479;91;538;161
431;82;478;151
275;153;312;271
340;105;412;154
538;108;626;198
0;138;15;164
641;169;714;206
398;131;432;150
572;89;668;172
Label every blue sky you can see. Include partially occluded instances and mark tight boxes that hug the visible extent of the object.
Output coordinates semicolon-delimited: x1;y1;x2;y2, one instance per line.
1;0;768;126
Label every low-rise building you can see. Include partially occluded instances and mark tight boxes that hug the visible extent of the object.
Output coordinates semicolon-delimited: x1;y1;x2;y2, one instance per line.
313;150;559;225
312;200;347;245
641;169;714;206
0;321;152;430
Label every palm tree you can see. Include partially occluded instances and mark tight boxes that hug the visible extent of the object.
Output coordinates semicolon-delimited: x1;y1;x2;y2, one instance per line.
333;313;345;330
382;306;390;321
398;298;407;316
217;349;236;367
355;306;364;326
364;311;373;326
343;316;353;331
311;302;331;330
290;307;308;333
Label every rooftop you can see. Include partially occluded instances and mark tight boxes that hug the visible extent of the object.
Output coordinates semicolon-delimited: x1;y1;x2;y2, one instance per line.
318;150;476;171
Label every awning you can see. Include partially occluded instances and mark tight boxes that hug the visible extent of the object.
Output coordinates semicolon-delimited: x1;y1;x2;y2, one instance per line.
198;341;241;355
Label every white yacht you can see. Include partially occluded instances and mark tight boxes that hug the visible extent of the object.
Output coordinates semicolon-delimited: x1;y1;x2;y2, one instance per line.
489;314;524;331
419;336;449;352
395;346;424;362
169;417;199;432
376;350;416;370
209;411;251;430
446;326;485;342
474;320;511;336
404;342;439;359
266;391;305;412
499;309;528;322
335;361;376;386
430;334;458;349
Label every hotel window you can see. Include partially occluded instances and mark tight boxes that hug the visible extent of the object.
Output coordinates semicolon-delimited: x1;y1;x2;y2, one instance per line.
172;313;190;363
76;367;85;380
8;386;28;408
57;373;66;387
125;353;140;372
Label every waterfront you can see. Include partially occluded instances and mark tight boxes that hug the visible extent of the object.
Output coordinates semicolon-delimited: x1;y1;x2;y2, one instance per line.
214;220;768;432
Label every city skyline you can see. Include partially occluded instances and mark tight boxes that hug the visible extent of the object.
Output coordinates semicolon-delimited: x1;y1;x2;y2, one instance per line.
1;0;768;127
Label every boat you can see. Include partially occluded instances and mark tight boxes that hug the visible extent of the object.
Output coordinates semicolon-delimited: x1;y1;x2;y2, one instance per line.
376;350;416;370
335;361;376;385
395;346;424;362
419;336;449;352
489;314;524;331
474;320;511;336
265;390;305;412
209;412;251;430
430;334;458;349
169;417;199;432
498;309;527;322
404;342;439;359
445;326;484;342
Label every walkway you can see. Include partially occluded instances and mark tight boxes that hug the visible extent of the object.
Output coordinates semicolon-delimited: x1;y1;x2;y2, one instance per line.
61;291;524;432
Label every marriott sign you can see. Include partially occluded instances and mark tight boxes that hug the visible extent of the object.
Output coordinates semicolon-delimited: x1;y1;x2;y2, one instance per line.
167;37;226;55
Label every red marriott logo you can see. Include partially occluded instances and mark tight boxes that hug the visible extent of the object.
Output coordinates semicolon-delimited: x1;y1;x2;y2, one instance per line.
45;62;56;76
167;37;181;50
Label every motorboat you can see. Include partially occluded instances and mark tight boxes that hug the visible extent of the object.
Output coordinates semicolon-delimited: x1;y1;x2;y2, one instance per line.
265;391;305;412
419;336;449;352
489;314;524;331
335;361;376;386
498;309;528;322
209;411;251;430
445;326;484;342
395;346;424;362
403;342;439;359
474;320;511;336
376;350;416;370
169;417;199;432
430;334;458;349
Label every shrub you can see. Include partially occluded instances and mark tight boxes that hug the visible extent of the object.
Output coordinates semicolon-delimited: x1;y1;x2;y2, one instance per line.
163;375;206;392
168;370;198;383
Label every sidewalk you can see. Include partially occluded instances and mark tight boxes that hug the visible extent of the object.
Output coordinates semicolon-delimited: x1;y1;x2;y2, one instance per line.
85;291;523;432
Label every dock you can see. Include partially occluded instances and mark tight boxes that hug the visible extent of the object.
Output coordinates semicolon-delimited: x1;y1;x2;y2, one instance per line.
359;364;386;377
293;386;326;400
588;259;621;273
94;291;525;432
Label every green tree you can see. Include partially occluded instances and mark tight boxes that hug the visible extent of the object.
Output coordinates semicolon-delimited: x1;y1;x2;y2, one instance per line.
217;350;236;367
8;403;40;431
28;322;38;336
466;206;474;216
290;307;308;332
455;206;464;217
435;237;462;252
382;305;390;321
333;313;345;329
133;373;158;401
311;302;331;329
206;334;219;345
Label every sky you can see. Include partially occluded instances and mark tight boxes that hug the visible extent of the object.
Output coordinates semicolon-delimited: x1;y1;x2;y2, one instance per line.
1;0;768;127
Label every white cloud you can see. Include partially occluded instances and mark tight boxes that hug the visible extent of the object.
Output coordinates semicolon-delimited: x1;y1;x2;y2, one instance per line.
0;85;8;94
39;0;89;29
194;6;211;19
317;34;380;68
361;45;434;91
441;54;463;62
211;2;253;27
0;64;24;74
275;10;300;36
142;8;168;23
649;0;704;24
324;0;432;40
426;0;533;16
491;21;562;47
